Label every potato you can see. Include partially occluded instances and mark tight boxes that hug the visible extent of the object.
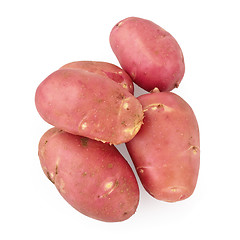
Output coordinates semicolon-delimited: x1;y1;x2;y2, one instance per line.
38;127;139;222
110;17;185;92
126;89;200;202
35;68;143;145
60;61;134;94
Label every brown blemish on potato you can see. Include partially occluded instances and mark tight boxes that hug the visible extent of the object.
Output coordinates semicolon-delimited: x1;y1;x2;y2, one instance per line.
82;172;87;176
55;164;58;175
46;157;60;184
175;82;180;88
150;104;164;111
55;157;60;173
44;140;48;144
121;121;127;126
107;163;113;168
117;93;126;100
80;137;88;146
191;146;199;154
46;171;55;184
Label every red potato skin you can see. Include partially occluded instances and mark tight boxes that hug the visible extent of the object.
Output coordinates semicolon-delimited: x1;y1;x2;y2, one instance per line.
38;128;139;222
110;17;185;92
60;61;134;94
35;69;143;145
126;91;200;202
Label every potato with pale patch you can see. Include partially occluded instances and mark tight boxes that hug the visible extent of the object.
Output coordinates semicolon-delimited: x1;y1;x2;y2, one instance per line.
110;17;185;92
60;61;134;94
35;68;143;145
38;128;139;222
126;89;200;202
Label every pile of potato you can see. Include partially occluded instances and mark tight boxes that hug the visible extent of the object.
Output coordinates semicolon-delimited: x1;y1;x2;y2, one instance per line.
35;17;200;222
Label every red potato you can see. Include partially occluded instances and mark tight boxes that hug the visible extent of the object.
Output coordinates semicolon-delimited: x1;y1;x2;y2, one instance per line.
35;68;143;145
110;17;185;92
38;128;139;222
126;90;200;202
60;61;134;94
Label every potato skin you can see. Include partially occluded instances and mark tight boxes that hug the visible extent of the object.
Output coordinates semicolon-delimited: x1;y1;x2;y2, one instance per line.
38;128;139;222
110;17;185;92
35;68;143;145
126;91;200;202
60;61;134;94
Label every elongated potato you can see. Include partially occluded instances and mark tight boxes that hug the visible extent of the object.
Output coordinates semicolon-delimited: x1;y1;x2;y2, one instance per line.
60;61;134;94
35;68;143;145
39;128;139;222
110;17;185;92
126;90;200;202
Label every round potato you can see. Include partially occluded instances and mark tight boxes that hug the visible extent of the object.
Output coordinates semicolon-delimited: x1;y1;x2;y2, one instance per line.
110;17;185;92
39;128;140;222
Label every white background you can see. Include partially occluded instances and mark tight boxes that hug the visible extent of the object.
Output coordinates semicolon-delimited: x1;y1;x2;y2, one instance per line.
1;0;240;239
